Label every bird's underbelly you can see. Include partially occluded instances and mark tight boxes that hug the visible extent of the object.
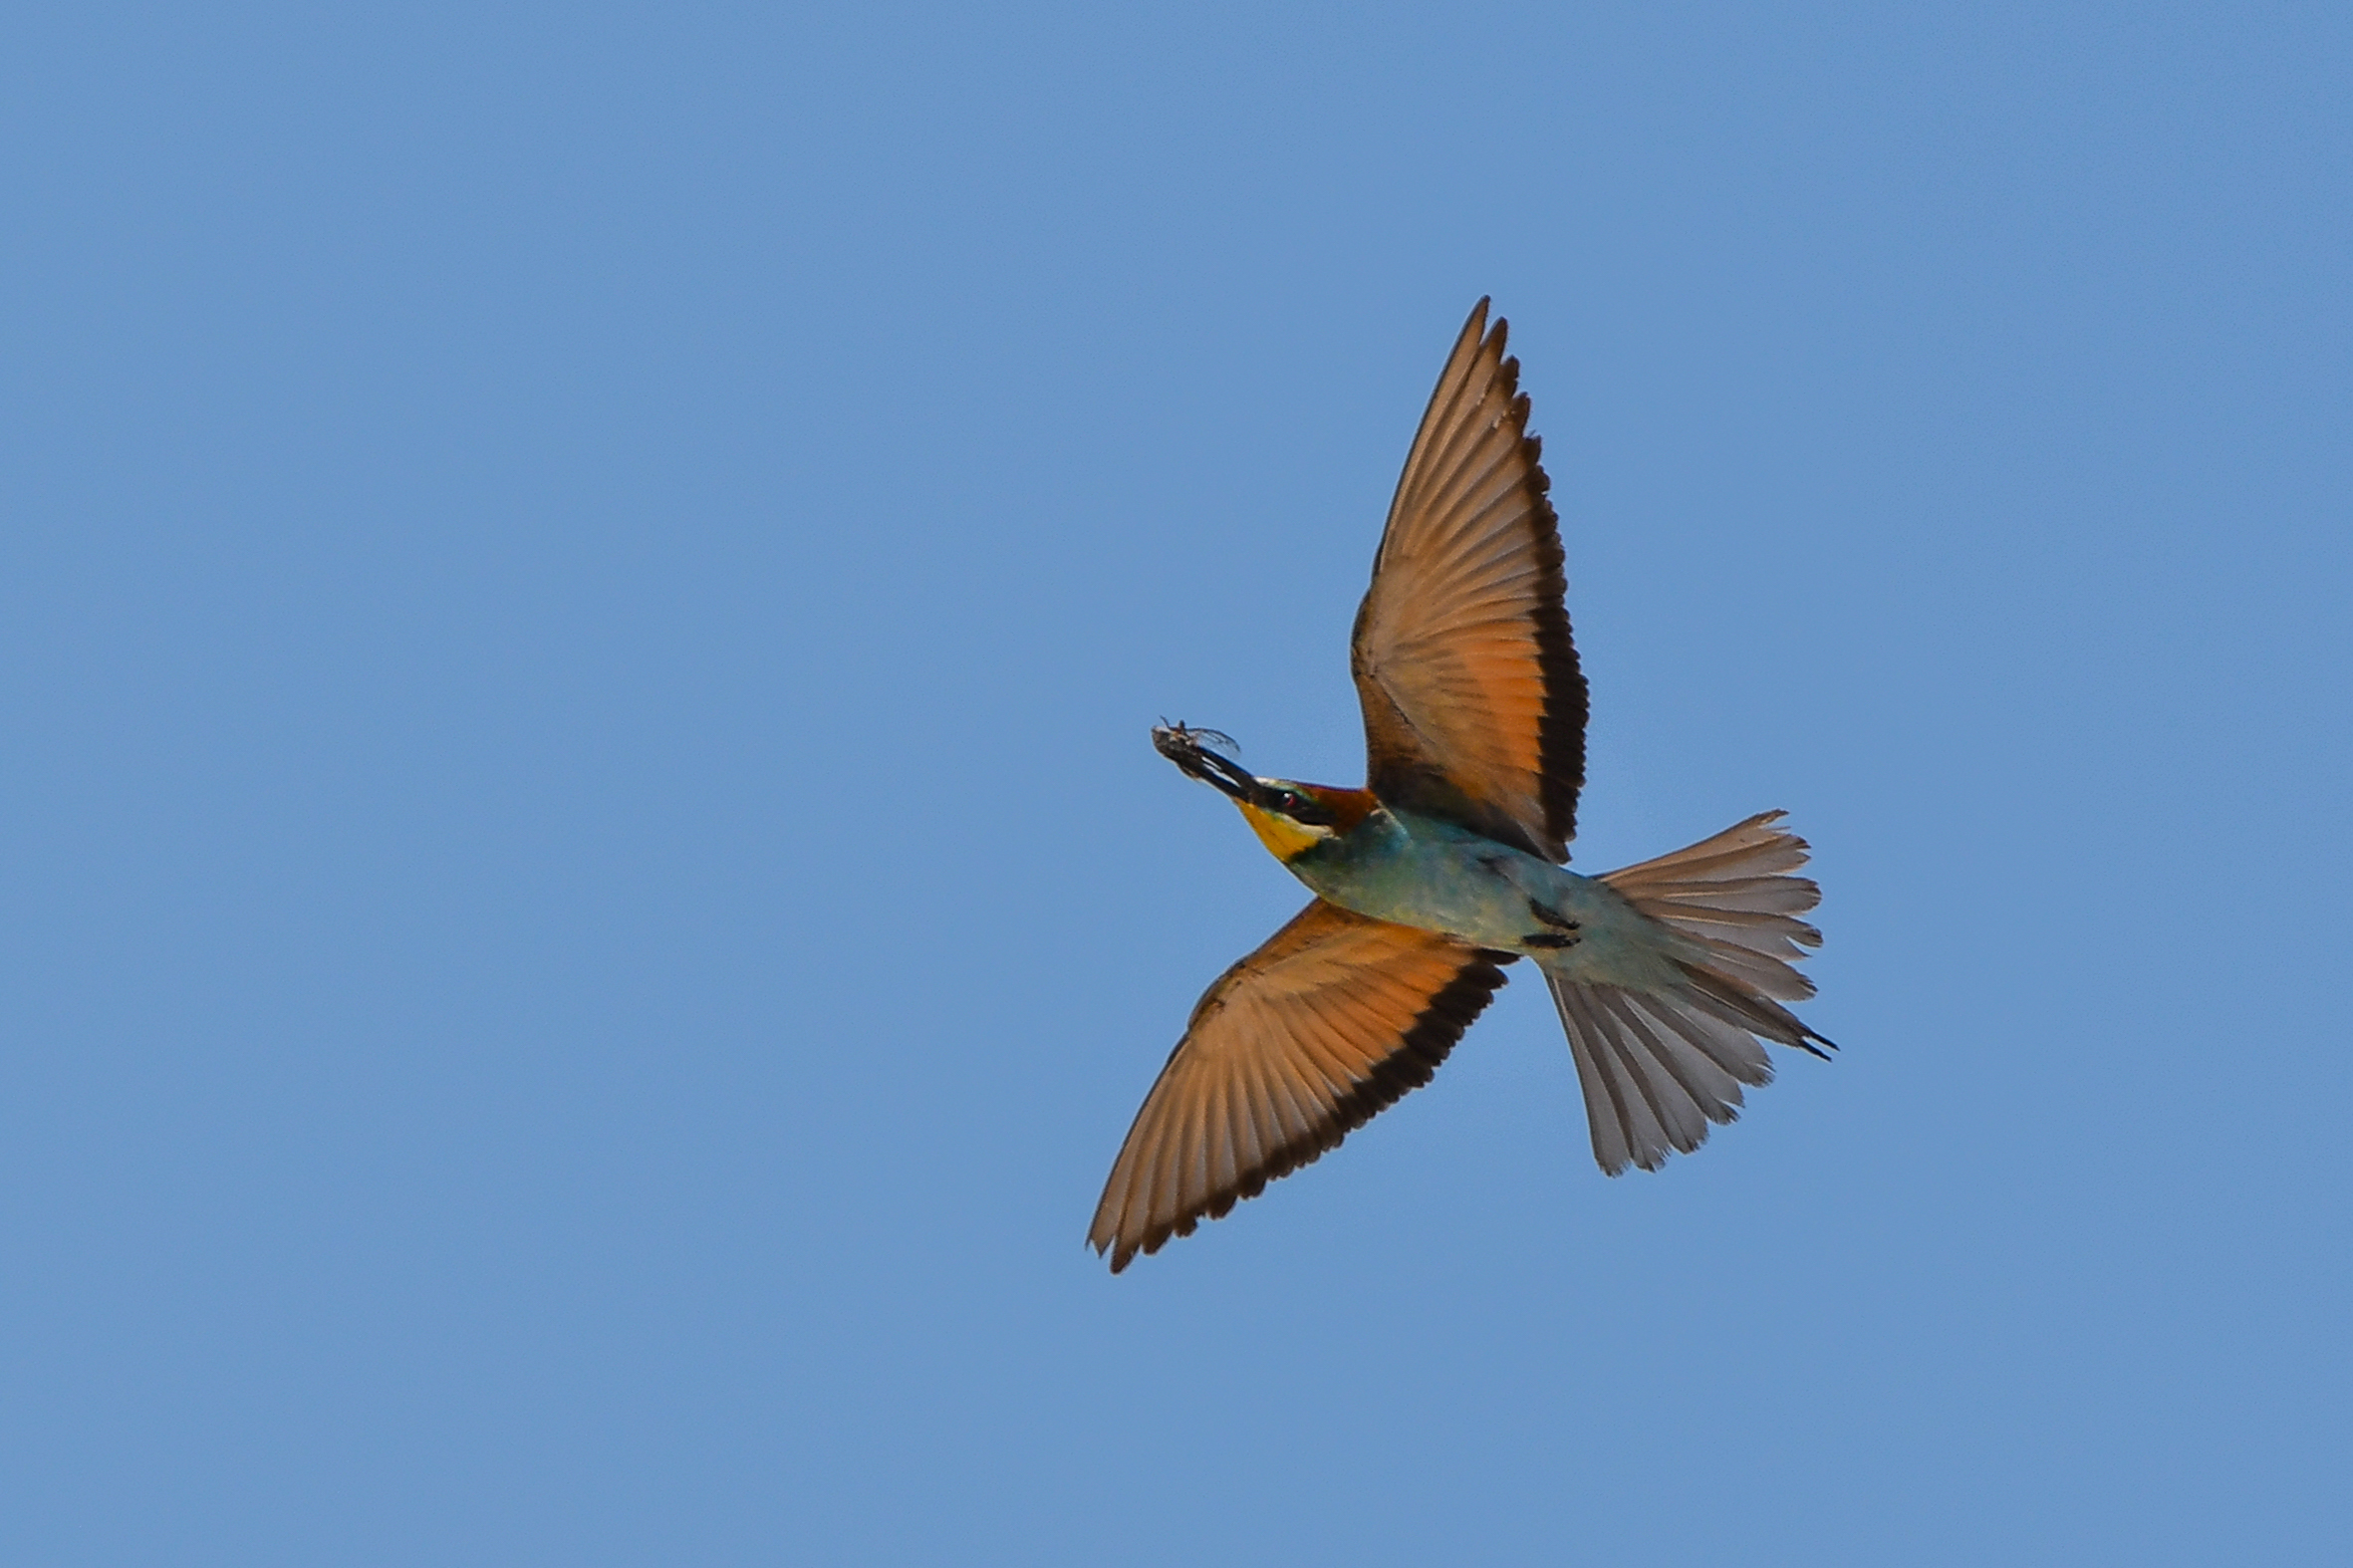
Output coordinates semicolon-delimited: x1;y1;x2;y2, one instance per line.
1291;812;1688;987
1304;845;1553;948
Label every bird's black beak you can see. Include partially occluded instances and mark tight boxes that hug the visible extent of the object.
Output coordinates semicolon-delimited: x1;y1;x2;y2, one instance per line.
1152;722;1257;803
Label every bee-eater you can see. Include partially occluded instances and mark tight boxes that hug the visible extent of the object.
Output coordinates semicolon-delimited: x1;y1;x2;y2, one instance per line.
1089;299;1835;1272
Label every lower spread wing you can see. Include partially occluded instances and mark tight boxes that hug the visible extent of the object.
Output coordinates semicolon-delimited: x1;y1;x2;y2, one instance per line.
1352;298;1587;862
1089;900;1512;1272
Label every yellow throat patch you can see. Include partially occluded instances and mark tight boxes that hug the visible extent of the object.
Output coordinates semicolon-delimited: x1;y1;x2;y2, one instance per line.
1237;800;1327;862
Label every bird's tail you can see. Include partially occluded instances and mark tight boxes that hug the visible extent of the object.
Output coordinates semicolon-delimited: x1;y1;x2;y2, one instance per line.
1545;812;1835;1176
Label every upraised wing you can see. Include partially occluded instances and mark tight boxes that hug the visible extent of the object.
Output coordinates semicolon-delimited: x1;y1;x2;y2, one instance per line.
1089;900;1512;1271
1352;299;1587;861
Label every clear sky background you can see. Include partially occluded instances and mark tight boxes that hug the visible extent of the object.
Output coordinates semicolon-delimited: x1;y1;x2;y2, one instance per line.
5;4;2348;1563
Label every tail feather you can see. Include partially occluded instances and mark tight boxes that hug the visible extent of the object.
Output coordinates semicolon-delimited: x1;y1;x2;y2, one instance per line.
1558;997;1639;1176
1605;812;1816;897
1601;989;1748;1123
1547;975;1760;1174
1618;988;1768;1090
1676;960;1831;1056
1603;811;1831;1010
1549;812;1834;1176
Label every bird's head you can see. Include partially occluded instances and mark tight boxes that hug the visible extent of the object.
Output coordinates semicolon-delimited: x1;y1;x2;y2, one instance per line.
1152;723;1374;863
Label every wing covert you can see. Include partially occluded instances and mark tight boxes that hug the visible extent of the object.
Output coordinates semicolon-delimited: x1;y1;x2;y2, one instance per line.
1089;900;1512;1271
1352;299;1587;861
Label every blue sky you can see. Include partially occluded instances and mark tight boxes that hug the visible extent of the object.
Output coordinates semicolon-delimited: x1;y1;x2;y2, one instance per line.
4;3;2348;1562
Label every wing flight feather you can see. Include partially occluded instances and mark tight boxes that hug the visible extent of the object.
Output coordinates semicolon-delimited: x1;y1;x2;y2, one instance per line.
1088;900;1512;1271
1352;299;1587;860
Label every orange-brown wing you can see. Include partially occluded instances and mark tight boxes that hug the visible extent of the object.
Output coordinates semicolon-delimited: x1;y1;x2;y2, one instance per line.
1089;900;1512;1272
1351;299;1587;861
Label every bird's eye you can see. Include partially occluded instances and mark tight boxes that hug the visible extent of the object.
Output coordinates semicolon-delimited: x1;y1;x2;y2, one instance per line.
1275;791;1300;812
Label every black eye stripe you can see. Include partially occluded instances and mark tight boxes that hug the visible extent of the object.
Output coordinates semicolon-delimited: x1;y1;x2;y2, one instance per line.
1261;787;1336;828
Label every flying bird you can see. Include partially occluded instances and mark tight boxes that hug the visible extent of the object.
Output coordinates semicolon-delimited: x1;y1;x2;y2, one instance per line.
1089;299;1834;1272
